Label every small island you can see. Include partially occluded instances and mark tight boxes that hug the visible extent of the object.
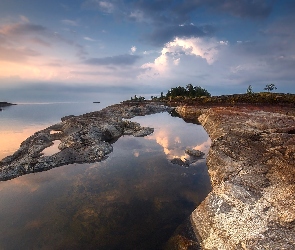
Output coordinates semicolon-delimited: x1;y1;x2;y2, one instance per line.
0;102;16;107
0;102;16;111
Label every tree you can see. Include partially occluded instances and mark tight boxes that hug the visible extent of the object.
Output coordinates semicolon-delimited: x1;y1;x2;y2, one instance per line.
193;86;211;97
264;84;277;92
186;83;194;97
246;85;254;94
165;84;211;99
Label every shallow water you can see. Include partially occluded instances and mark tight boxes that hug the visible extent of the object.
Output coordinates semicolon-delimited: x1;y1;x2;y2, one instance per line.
0;104;211;249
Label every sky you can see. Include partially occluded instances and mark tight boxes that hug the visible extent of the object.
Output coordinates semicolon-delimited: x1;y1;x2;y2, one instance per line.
0;0;294;102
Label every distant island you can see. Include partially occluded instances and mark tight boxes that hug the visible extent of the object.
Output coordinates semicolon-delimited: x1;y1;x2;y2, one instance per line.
0;102;16;110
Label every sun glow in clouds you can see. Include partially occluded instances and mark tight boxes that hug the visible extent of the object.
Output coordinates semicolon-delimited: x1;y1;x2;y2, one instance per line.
141;37;223;79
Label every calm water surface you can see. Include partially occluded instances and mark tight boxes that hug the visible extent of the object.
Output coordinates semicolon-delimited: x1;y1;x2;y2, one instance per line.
0;103;211;249
0;101;113;160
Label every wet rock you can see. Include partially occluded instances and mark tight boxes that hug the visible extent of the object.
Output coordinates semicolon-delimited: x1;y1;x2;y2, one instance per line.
0;102;170;181
101;124;122;140
132;127;154;137
185;148;205;157
170;158;189;167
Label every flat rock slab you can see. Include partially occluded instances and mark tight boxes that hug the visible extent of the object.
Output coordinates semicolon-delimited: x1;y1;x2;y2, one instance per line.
178;106;295;249
0;102;170;181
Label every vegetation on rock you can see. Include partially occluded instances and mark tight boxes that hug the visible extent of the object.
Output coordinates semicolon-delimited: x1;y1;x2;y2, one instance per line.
264;83;277;92
165;84;211;99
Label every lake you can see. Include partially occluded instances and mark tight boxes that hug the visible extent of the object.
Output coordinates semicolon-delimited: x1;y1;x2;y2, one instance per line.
0;101;211;249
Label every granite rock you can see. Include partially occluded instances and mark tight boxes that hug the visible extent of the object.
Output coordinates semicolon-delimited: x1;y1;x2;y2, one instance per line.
177;105;295;249
0;102;170;181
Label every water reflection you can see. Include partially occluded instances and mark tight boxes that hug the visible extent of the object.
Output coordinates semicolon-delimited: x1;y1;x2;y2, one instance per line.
132;113;211;161
0;125;46;160
0;112;211;249
0;102;104;160
41;140;61;156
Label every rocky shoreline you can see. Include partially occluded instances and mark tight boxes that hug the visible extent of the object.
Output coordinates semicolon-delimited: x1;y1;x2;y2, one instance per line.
176;104;295;249
1;99;295;249
0;102;170;181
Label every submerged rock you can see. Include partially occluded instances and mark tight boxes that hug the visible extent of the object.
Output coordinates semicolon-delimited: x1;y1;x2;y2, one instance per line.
0;102;171;181
170;148;205;167
185;148;205;157
170;158;189;167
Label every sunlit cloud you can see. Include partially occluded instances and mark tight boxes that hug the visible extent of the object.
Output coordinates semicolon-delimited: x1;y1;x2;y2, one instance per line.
140;36;222;79
193;138;211;153
144;120;210;161
130;45;137;54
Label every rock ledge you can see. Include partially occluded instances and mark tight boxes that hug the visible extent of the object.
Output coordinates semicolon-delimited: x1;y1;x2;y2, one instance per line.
177;105;295;249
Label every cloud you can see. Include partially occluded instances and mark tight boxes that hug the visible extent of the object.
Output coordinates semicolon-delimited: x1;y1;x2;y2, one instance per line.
0;46;40;62
30;37;51;47
84;36;96;42
212;0;272;19
19;15;30;23
130;46;137;54
129;10;145;22
61;19;79;26
142;37;221;74
82;0;115;13
145;23;216;46
129;0;273;28
0;20;88;61
0;23;47;37
85;54;141;66
143;50;157;55
172;0;273;20
99;1;114;13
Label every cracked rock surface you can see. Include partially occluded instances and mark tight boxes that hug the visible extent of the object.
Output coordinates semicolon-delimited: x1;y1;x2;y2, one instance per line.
177;105;295;249
0;102;170;181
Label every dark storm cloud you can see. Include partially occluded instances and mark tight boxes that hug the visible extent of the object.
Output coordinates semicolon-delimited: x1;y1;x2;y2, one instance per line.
206;0;273;19
124;0;272;47
130;0;272;24
145;24;216;46
235;14;295;59
84;54;141;66
182;0;273;19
